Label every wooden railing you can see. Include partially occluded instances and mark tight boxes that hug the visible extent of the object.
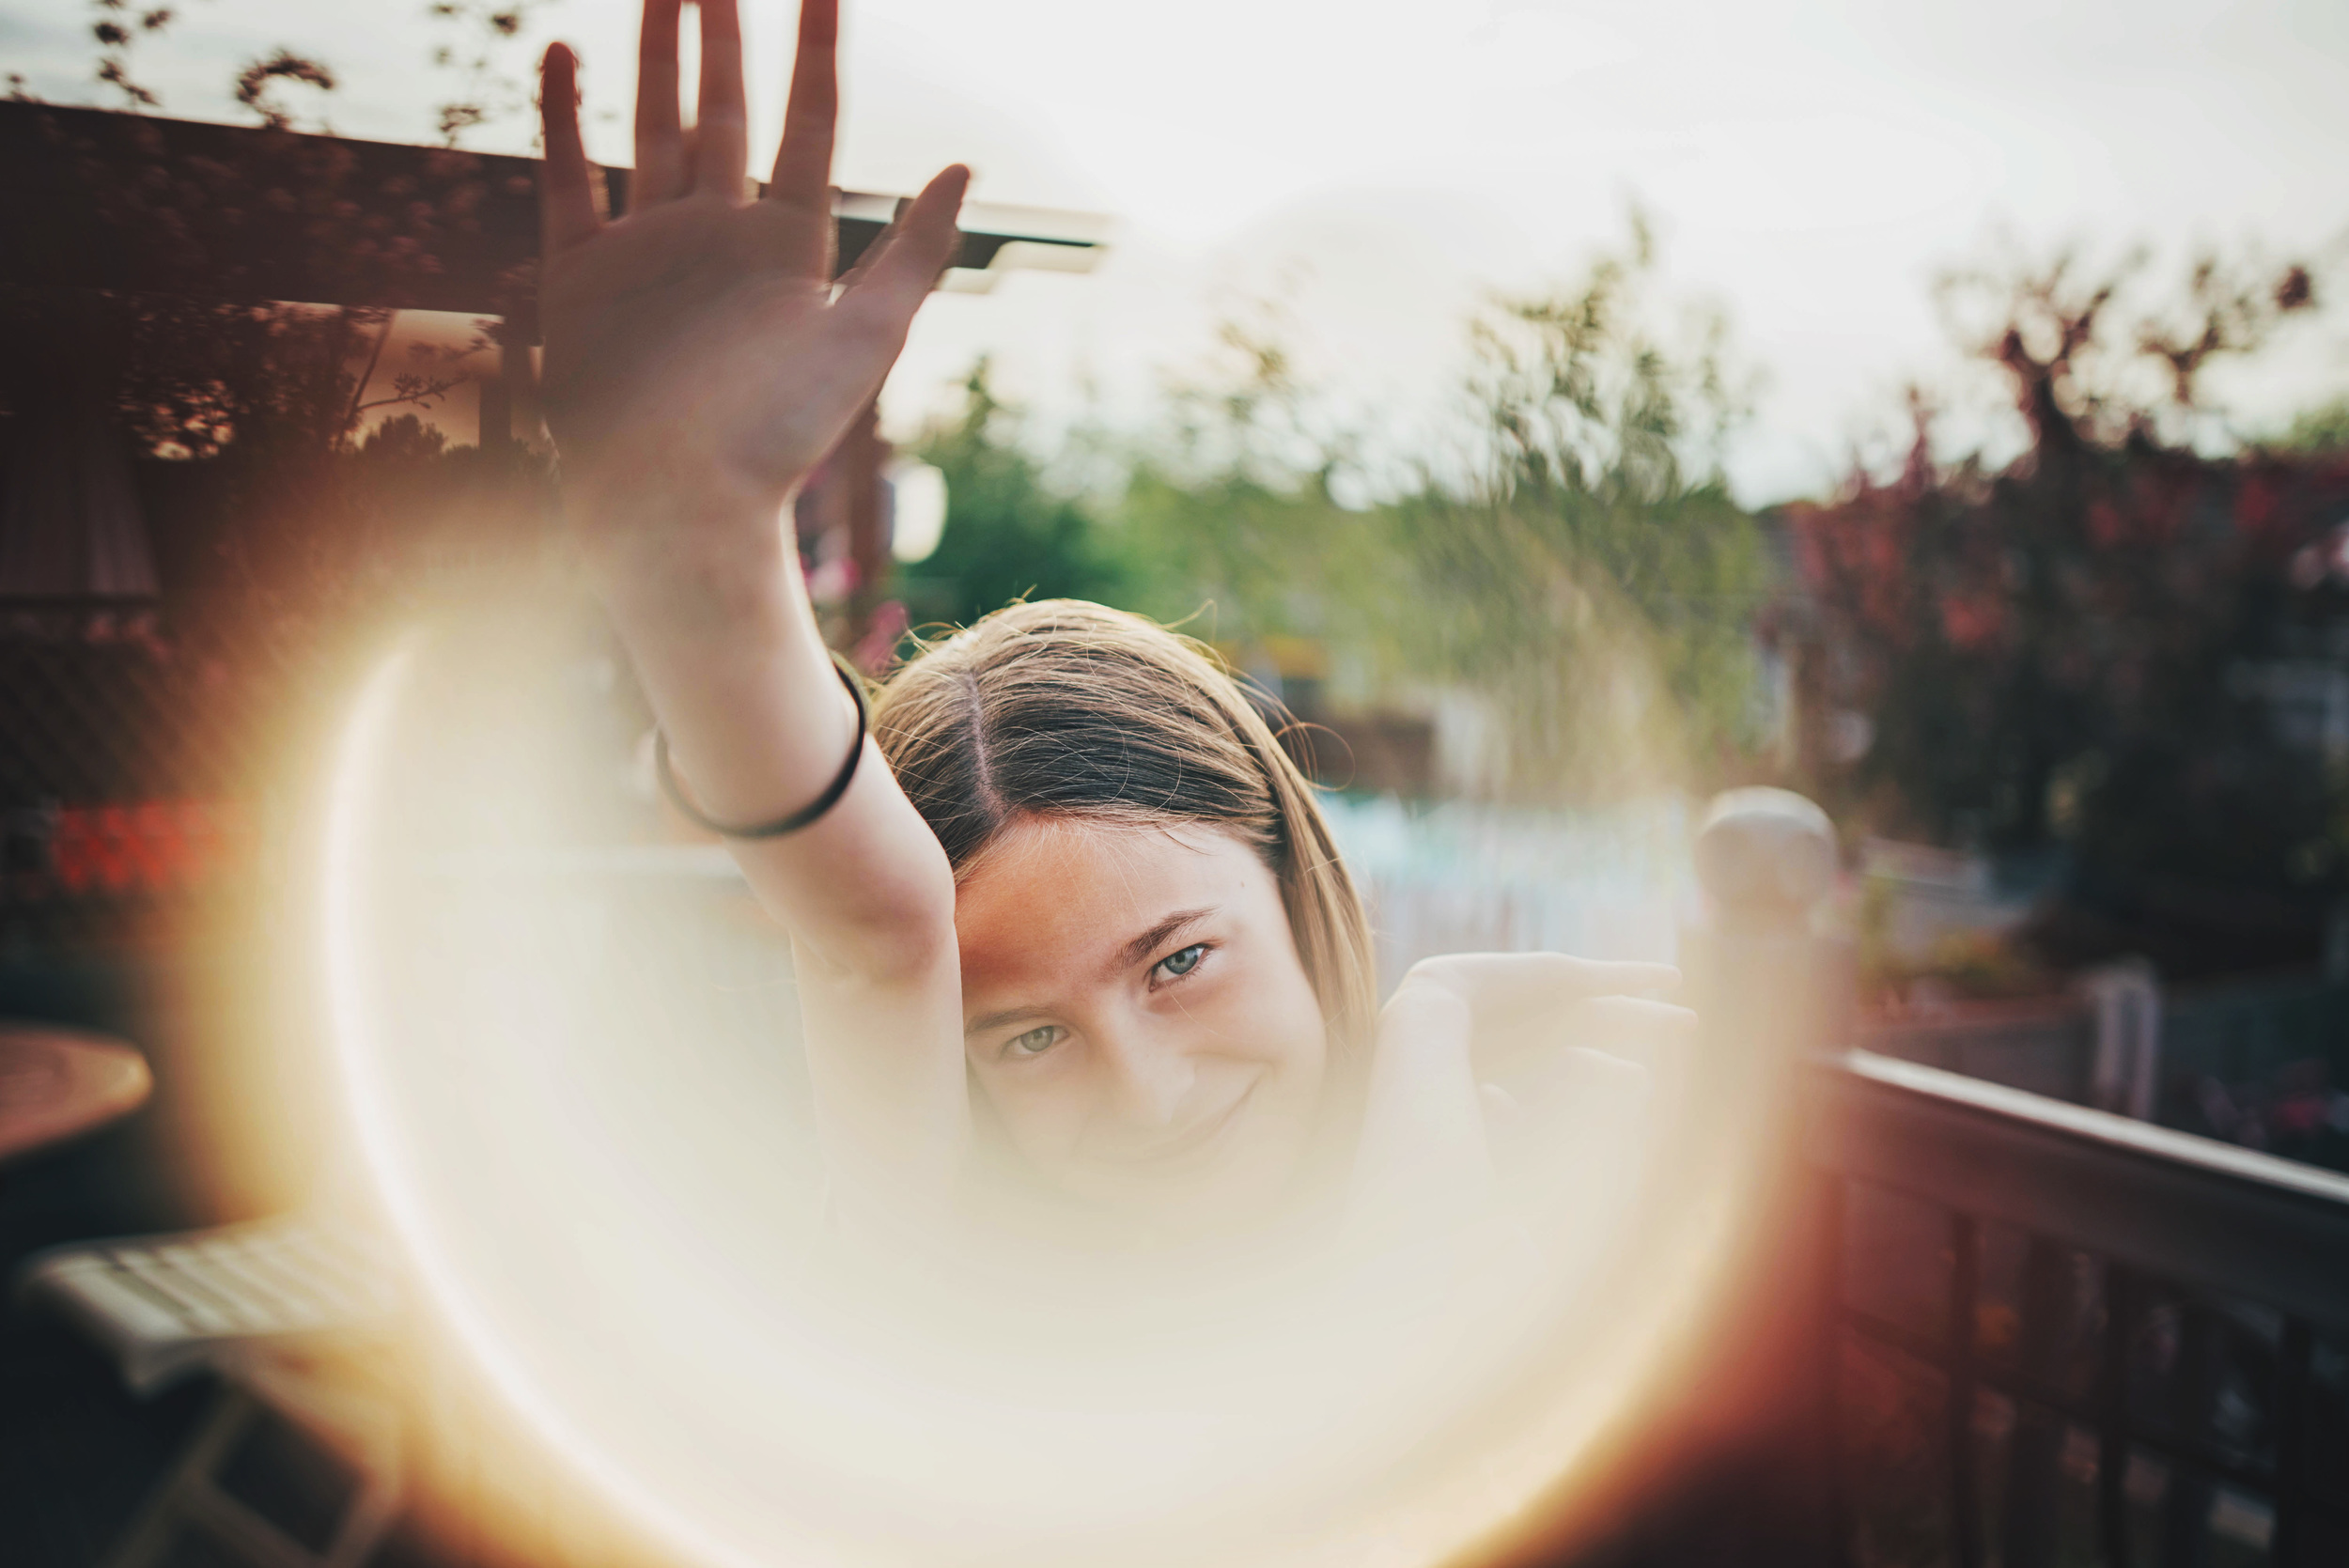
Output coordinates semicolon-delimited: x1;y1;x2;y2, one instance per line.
1811;1050;2349;1568
486;800;2349;1568
1595;791;2349;1568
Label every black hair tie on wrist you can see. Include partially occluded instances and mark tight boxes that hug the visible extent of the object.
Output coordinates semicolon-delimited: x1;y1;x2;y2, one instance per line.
655;652;872;838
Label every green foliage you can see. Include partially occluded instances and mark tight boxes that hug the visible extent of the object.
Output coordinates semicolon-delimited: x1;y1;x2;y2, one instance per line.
1097;320;1390;644
2277;395;2349;454
427;1;560;148
48;0;1775;807
1790;245;2348;973
1381;231;1766;799
900;364;1125;629
898;234;1770;805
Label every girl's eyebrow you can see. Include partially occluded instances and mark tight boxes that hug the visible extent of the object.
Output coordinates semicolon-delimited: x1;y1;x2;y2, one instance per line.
965;1004;1050;1039
964;908;1218;1037
1113;908;1214;974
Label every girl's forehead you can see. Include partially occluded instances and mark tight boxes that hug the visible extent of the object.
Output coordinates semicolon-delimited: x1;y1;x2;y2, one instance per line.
959;815;1243;891
953;817;1271;968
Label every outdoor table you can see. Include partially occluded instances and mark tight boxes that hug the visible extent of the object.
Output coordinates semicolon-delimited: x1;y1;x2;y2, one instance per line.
0;1022;152;1167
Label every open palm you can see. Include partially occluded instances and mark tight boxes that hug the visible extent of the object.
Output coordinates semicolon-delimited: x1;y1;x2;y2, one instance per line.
537;0;966;567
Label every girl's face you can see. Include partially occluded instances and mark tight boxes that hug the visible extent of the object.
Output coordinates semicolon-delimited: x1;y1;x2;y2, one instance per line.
954;815;1330;1236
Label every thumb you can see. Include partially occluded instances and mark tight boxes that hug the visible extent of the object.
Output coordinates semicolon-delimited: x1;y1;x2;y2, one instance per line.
835;163;970;343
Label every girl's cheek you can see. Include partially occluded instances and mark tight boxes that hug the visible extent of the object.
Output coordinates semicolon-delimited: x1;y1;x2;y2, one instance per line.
1199;978;1295;1056
994;1068;1089;1152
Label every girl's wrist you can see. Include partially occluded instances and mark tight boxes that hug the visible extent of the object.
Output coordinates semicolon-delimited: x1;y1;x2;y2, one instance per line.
597;539;801;660
568;481;801;625
592;554;815;726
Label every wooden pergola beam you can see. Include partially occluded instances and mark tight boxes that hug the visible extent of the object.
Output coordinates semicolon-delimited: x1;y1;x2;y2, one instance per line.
0;102;1101;334
0;100;1103;652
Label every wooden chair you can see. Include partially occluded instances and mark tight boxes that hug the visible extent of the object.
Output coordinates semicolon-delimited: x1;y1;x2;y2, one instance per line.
15;1215;406;1568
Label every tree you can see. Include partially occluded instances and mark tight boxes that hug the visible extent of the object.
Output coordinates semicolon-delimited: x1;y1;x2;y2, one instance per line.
1785;245;2345;975
2278;396;2349;455
900;364;1124;630
427;1;562;148
2;6;569;778
986;234;1771;806
1381;226;1766;801
1100;316;1377;645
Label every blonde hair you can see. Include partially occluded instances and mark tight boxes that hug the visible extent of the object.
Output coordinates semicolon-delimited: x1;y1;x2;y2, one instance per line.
872;600;1377;1056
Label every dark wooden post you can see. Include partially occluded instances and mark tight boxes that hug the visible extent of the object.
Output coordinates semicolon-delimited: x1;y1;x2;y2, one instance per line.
2159;1304;2218;1568
1528;789;1845;1568
476;356;508;453
1999;1237;2074;1568
786;398;892;657
1684;787;1846;1568
476;334;533;454
839;398;891;653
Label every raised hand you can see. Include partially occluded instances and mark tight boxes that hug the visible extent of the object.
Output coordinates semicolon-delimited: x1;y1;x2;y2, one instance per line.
537;0;968;583
524;1;974;1151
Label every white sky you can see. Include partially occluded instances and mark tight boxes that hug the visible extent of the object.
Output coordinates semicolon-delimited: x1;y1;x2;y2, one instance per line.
8;0;2348;503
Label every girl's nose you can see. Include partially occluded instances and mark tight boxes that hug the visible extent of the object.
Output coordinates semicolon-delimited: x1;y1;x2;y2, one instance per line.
1097;1030;1193;1128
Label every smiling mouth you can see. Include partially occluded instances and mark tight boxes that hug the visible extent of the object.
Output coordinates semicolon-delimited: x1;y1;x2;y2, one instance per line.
1092;1082;1256;1169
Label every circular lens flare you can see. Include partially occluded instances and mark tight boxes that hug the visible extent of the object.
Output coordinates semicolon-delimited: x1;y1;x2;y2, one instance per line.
319;627;1786;1568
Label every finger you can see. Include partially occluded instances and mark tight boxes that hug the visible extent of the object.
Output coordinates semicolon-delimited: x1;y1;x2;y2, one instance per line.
1562;997;1694;1115
1564;997;1697;1067
1553;1044;1654;1099
830;191;903;294
538;45;599;252
1570;959;1684;997
1475;948;1682;1000
633;0;687;204
835;164;969;334
817;183;841;280
692;0;751;199
1409;952;1682;1012
766;0;839;275
1348;979;1493;1241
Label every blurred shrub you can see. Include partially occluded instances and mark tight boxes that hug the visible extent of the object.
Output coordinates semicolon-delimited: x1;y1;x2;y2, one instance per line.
1781;247;2349;974
902;229;1770;807
898;363;1126;630
2279;396;2349;456
1380;225;1766;801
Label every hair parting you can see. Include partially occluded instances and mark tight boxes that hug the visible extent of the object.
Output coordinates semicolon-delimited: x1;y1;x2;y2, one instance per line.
869;600;1378;1056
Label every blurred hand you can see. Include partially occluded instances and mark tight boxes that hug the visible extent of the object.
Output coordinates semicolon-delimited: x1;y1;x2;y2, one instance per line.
537;0;967;582
1398;952;1688;1074
1344;953;1691;1247
1346;978;1492;1243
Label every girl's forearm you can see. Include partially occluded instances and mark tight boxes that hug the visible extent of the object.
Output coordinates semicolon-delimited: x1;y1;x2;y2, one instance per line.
582;489;957;973
591;495;845;819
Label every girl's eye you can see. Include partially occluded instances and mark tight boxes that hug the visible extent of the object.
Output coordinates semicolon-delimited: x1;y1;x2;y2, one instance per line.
1006;1024;1063;1058
1154;943;1206;981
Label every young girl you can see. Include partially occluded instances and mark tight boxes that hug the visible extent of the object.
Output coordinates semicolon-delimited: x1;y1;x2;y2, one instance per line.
535;0;1683;1247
